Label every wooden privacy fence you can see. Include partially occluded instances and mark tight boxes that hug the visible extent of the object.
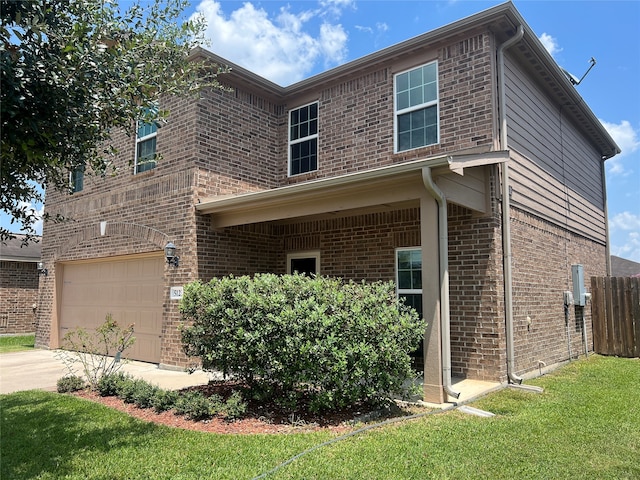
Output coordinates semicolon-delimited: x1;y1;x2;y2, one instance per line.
591;276;640;358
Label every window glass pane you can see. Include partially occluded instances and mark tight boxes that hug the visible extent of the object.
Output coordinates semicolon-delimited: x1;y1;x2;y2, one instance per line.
290;110;299;125
410;250;422;269
397;91;409;111
412;109;425;129
300;106;308;123
396;72;408;92
310;119;317;135
412;270;422;289
398;271;412;289
409;86;423;108
423;63;436;82
71;166;84;193
425;105;437;125
300;122;309;139
137;121;157;139
309;102;318;118
398;113;411;132
424;82;437;103
409;68;422;88
398;250;411;269
426;125;437;145
398;132;411;151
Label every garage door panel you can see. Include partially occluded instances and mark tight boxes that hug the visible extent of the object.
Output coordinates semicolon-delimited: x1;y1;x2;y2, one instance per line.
60;256;164;363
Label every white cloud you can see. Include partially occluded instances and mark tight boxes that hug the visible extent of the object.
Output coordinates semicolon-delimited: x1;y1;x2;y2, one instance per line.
609;212;640;262
609;211;640;232
600;119;640;175
611;231;640;263
193;0;349;85
539;32;562;58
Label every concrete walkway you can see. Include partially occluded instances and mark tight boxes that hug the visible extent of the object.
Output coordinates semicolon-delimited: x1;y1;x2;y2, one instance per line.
0;349;213;395
1;349;503;406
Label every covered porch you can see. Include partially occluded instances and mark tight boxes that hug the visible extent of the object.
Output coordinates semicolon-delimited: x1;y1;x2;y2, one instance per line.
196;150;508;403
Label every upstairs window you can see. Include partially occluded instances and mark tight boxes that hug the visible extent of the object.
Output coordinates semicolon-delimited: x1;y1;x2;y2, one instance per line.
394;62;439;152
70;165;84;193
135;120;157;174
289;102;318;176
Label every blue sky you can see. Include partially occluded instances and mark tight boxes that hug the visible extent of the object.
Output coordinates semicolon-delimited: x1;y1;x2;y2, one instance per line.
3;0;639;262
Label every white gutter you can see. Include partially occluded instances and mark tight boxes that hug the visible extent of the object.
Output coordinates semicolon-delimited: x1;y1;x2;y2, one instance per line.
422;167;460;400
497;24;524;385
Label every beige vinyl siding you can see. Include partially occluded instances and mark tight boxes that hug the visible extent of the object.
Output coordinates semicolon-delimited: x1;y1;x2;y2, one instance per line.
509;151;606;243
503;53;605;243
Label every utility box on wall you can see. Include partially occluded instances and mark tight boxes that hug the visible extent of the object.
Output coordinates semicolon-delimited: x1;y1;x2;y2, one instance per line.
571;264;587;306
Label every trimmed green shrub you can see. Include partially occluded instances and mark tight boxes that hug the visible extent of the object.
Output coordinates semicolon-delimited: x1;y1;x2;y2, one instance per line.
97;372;131;397
221;391;247;420
132;382;161;409
174;391;221;421
57;375;86;393
151;389;180;413
118;378;153;405
180;273;424;412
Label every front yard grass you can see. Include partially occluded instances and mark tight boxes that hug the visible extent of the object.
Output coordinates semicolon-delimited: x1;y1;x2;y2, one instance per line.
1;355;639;479
0;334;35;353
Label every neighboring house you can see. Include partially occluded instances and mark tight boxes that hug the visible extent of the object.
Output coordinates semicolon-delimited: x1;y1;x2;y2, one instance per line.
0;235;41;334
36;2;619;403
611;256;640;277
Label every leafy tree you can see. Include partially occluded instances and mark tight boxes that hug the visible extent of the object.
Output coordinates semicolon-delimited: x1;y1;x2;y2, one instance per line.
1;0;226;243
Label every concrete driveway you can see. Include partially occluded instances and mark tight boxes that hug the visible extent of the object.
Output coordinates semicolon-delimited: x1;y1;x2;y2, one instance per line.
0;349;214;395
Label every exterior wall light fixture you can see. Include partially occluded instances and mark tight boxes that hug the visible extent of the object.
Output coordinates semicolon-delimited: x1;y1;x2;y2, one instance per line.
37;262;48;276
164;242;180;267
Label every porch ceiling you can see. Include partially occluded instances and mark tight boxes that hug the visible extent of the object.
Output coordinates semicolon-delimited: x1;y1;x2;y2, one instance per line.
196;151;509;228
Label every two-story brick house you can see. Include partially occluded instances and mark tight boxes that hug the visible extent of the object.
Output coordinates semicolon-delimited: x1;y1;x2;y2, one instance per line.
36;2;619;403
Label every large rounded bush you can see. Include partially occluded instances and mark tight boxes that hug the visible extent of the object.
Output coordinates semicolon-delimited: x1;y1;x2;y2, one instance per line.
180;273;424;412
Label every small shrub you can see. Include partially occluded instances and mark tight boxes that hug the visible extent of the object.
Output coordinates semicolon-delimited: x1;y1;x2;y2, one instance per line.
97;372;131;397
118;378;151;404
180;273;424;412
57;375;86;393
132;382;161;409
174;391;221;421
221;391;247;420
56;314;135;391
151;389;179;413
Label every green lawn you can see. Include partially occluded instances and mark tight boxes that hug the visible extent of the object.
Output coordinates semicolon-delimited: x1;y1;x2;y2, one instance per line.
1;355;639;479
0;334;35;353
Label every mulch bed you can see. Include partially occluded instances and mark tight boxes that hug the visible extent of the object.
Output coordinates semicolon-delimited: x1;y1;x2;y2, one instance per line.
73;381;407;435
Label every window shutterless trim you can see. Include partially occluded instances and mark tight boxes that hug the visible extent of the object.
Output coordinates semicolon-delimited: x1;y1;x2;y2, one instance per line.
134;121;158;174
393;61;439;153
288;101;319;177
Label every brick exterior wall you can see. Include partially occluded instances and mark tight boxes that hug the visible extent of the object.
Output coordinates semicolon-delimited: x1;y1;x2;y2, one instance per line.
0;261;39;334
509;207;606;376
35;21;610;383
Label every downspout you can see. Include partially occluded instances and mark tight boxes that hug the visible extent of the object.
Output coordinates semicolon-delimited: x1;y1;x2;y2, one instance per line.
497;25;524;385
422;166;460;399
601;159;612;276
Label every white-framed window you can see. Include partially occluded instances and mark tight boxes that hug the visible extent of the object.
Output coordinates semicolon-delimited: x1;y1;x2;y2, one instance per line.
288;102;318;176
394;61;439;153
287;251;320;275
135;120;157;174
69;165;84;193
396;248;423;318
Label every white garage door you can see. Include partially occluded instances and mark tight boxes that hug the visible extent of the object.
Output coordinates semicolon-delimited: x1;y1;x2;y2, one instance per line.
59;255;164;363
